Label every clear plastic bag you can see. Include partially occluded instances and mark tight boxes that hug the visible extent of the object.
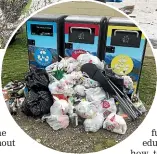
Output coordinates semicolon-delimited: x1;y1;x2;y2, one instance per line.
48;81;61;94
85;87;107;102
77;53;104;70
66;61;80;73
122;75;134;90
61;71;83;86
60;57;76;69
131;94;146;114
103;113;127;135
133;99;146;113
75;101;98;119
50;99;70;115
48;72;83;96
82;77;100;88
84;113;104;132
74;85;86;97
42;114;69;130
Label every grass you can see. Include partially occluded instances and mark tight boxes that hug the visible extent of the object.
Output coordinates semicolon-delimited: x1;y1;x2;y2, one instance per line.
2;31;156;108
2;29;29;86
22;0;32;14
138;57;157;108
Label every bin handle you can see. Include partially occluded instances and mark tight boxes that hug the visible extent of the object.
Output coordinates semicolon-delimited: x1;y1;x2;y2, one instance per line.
70;27;92;34
114;30;139;38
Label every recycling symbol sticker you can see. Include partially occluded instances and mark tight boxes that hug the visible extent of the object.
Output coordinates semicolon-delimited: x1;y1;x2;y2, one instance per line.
34;48;52;67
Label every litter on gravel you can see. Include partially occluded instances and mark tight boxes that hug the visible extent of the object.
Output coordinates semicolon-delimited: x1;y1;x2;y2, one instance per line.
3;52;146;135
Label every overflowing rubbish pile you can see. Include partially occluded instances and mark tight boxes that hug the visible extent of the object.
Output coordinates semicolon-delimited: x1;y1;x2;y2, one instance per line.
3;52;146;135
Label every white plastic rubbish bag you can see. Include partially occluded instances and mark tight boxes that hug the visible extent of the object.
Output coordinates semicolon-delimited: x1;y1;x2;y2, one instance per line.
48;72;82;96
66;61;80;73
99;98;117;118
85;87;107;102
61;71;83;86
50;99;70;115
122;76;134;90
84;113;104;132
131;94;146;113
74;85;86;96
82;77;100;88
45;62;58;72
77;53;104;70
46;57;77;73
75;101;98;119
133;99;146;113
42;114;69;130
103;113;127;135
60;57;76;69
48;81;61;94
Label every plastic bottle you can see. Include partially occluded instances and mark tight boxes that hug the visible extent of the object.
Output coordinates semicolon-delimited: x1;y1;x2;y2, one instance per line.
70;109;78;127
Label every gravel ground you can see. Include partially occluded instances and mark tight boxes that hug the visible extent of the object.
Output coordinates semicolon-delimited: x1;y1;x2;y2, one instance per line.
12;111;146;153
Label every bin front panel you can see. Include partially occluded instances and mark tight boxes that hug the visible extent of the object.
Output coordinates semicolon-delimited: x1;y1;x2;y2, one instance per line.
64;22;100;57
27;21;58;69
105;25;146;92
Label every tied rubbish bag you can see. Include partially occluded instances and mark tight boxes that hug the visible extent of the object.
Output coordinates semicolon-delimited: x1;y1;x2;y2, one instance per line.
77;53;104;70
75;101;98;119
21;90;54;117
85;87;107;102
42;114;69;130
82;77;100;88
50;99;72;115
100;98;117;118
122;76;134;90
103;113;127;135
25;69;50;90
74;85;86;97
131;94;146;114
84;113;104;132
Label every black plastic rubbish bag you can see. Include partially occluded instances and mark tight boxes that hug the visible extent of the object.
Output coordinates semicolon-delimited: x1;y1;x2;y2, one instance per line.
21;90;54;117
25;69;50;91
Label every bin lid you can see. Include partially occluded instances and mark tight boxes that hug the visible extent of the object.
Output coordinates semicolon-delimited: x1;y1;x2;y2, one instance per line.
109;17;136;26
65;15;106;23
28;14;66;22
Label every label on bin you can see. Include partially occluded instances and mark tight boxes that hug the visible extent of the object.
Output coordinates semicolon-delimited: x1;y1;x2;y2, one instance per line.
72;49;87;59
34;48;52;66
